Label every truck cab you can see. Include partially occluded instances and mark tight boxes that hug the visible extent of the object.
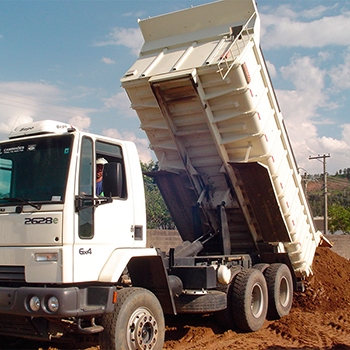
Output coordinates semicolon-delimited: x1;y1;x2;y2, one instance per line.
0;120;160;342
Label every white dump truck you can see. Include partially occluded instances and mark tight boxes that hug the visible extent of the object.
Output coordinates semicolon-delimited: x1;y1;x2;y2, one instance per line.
0;0;325;349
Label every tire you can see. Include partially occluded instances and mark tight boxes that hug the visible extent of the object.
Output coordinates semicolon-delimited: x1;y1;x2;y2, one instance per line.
214;267;243;331
100;287;165;350
214;284;236;330
231;269;268;332
253;263;270;273
175;291;227;313
264;263;293;320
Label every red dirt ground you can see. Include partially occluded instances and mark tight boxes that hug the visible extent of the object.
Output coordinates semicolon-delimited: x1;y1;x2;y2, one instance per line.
13;247;350;349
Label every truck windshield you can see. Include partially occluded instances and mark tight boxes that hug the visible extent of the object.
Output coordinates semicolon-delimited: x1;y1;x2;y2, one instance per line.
0;134;73;204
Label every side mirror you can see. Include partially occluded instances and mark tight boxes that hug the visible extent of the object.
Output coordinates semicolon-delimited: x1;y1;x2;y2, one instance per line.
102;162;124;197
75;195;94;212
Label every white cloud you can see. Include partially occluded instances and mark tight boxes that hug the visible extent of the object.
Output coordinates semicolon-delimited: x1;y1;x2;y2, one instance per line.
69;86;99;100
279;56;327;111
264;4;331;20
101;57;115;65
68;115;91;131
95;27;143;56
341;124;350;139
258;5;350;172
103;90;136;118
318;51;333;62
329;49;350;90
0;81;63;103
300;6;331;19
266;60;277;78
319;136;349;152
274;55;350;173
261;12;350;49
0;81;93;140
102;128;152;162
122;11;145;18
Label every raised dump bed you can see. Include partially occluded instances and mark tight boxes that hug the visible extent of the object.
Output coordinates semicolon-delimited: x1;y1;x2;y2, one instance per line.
121;0;322;277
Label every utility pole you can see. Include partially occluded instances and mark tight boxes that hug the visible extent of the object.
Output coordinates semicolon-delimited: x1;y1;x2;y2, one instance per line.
309;154;331;234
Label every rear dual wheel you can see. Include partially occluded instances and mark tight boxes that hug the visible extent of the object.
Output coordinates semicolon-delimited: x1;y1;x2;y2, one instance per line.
217;263;293;332
264;263;293;320
231;268;268;332
215;268;269;332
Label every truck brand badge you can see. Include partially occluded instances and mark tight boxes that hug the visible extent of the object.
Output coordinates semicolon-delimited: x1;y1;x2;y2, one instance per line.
19;126;34;132
79;248;92;255
24;217;59;225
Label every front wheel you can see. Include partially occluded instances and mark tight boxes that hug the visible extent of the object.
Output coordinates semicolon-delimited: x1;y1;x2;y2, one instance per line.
100;287;165;350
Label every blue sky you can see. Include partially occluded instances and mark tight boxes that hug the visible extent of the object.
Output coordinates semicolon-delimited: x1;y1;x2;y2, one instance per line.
1;0;350;174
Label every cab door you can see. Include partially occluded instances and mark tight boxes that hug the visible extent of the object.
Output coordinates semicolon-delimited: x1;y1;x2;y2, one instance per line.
74;137;135;282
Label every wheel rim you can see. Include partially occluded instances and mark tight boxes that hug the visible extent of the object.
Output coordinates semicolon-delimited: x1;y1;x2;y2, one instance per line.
127;307;158;350
279;276;290;308
251;282;264;319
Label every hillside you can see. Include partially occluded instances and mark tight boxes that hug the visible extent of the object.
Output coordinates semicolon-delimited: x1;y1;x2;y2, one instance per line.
305;175;350;217
306;175;350;193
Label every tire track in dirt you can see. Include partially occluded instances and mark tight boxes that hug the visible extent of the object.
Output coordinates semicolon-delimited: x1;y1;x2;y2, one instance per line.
163;310;350;350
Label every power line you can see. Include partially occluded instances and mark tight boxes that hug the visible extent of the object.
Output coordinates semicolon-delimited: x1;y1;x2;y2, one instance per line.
0;100;82;119
0;92;88;113
0;92;91;119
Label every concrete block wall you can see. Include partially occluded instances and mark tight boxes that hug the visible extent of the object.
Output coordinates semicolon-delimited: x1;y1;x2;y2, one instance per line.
325;234;350;260
147;230;350;260
147;229;182;252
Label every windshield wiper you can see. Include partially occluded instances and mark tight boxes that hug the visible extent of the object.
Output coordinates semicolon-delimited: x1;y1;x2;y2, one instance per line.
1;197;42;210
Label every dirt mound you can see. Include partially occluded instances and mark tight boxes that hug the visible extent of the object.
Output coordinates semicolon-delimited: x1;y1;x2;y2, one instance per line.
294;247;350;312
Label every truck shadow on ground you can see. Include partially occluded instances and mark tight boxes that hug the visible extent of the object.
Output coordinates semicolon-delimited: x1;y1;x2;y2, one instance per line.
0;336;96;350
165;313;226;341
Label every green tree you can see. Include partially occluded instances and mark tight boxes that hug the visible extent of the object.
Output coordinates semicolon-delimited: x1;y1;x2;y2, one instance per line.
141;160;175;230
328;203;350;234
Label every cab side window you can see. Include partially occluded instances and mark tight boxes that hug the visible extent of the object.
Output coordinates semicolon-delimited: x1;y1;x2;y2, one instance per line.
78;137;94;239
95;141;127;199
79;138;93;196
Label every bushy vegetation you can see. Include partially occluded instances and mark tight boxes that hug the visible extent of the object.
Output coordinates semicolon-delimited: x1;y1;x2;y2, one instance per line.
304;171;350;234
328;204;350;234
141;160;175;230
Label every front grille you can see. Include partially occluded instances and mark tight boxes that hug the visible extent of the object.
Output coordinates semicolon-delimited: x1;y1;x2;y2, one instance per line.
0;266;25;282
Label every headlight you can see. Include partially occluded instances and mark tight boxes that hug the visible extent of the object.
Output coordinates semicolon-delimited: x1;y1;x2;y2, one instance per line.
47;296;59;313
34;253;58;262
29;296;40;312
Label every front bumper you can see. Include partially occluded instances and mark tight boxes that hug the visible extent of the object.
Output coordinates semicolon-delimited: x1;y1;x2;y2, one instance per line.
0;285;115;317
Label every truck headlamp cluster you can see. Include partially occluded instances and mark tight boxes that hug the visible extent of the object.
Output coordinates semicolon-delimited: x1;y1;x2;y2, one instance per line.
27;295;59;313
